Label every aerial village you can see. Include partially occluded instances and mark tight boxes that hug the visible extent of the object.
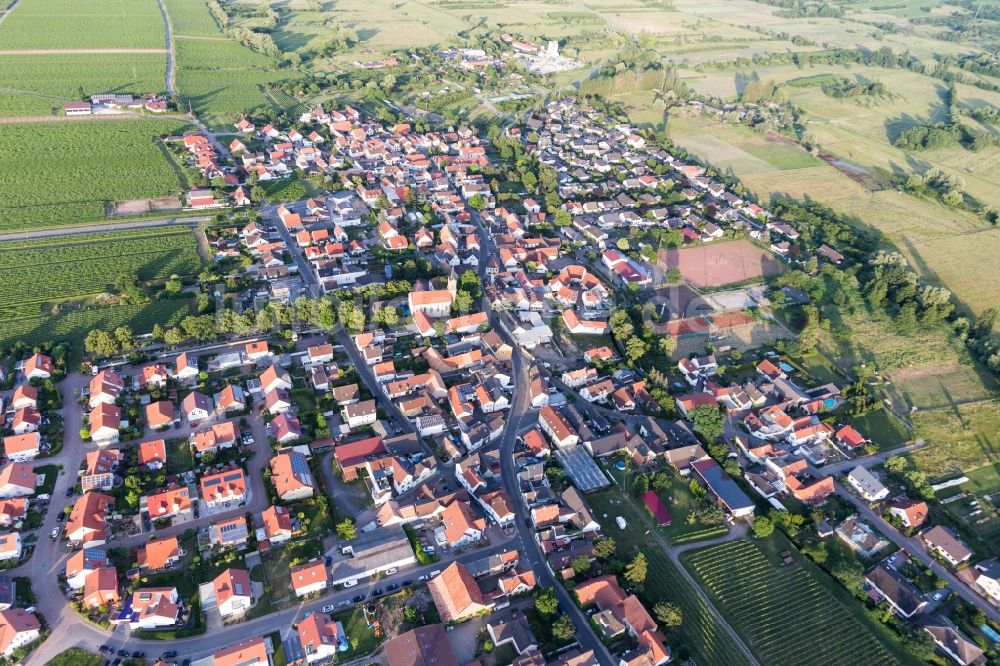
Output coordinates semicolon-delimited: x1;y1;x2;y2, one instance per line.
2;98;997;666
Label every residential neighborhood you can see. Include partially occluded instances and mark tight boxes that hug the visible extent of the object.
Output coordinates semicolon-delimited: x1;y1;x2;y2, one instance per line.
4;96;999;666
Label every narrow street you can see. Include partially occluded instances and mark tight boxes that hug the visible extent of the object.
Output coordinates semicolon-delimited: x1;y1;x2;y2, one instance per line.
835;484;1000;625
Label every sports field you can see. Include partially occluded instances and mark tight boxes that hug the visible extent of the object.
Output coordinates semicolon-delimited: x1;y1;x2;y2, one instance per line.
660;240;785;289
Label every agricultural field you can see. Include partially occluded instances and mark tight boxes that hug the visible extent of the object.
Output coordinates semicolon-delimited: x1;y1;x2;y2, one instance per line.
684;540;908;666
0;227;201;348
0;299;190;349
169;2;303;130
0;227;202;314
0;53;166;117
0;119;187;230
669;112;1000;319
0;0;165;50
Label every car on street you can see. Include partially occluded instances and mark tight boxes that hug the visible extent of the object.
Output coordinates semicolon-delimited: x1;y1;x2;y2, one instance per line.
50;527;60;540
99;645;113;654
402;579;413;587
65;487;74;497
372;588;383;596
387;583;398;591
343;579;357;588
132;651;144;658
118;649;129;657
338;600;351;608
352;595;364;603
322;604;336;613
417;574;429;582
162;652;178;659
385;567;397;575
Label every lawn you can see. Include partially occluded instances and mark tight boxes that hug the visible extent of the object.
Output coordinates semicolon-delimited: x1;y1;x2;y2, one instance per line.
683;539;917;666
166;437;196;475
33;464;59;496
0;120;188;230
45;649;102;666
840;408;910;451
595;464;728;545
331;606;381;659
260;539;323;602
0;0;165;49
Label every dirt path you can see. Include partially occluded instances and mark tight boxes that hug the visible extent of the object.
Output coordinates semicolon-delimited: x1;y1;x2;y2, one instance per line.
0;215;209;242
0;48;167;54
155;0;176;96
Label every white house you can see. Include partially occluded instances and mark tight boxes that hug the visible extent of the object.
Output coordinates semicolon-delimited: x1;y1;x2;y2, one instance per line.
846;466;889;503
214;568;253;620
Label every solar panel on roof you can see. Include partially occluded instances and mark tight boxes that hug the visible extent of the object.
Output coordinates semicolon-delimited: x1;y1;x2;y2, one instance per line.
223;472;243;482
203;478;221;487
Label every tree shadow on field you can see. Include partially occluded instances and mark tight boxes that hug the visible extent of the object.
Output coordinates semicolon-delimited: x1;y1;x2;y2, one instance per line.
884;112;925;144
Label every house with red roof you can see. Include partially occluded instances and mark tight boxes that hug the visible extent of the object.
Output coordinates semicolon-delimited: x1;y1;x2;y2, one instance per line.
290;561;328;597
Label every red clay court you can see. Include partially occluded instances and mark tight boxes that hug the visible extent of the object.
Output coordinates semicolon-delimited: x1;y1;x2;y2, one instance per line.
660;239;785;289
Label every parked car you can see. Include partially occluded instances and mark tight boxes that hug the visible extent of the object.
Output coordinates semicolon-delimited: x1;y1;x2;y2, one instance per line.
99;645;113;654
322;604;336;613
162;652;178;659
385;567;397;575
50;527;60;540
417;575;429;582
372;588;383;596
352;595;364;603
387;583;398;591
337;600;351;608
342;579;357;588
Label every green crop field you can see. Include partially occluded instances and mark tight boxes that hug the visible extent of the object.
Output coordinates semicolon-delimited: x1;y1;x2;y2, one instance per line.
685;540;899;666
171;35;301;129
0;0;165;49
0;226;201;349
0;53;166;117
0;299;190;349
0;227;202;314
0;119;187;230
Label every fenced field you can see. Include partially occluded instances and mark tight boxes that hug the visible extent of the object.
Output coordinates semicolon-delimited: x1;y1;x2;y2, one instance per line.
659;240;785;289
685;540;902;666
